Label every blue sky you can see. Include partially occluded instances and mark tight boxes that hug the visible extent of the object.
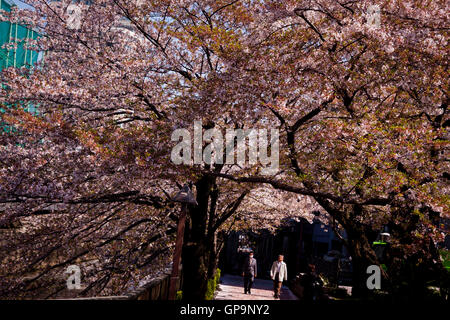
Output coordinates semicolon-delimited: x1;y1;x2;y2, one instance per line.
12;0;33;10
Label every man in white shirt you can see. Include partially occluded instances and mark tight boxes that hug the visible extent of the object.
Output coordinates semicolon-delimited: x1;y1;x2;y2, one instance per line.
270;254;288;299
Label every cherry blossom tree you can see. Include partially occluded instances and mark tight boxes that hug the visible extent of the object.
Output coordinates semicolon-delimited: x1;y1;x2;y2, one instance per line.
213;0;449;297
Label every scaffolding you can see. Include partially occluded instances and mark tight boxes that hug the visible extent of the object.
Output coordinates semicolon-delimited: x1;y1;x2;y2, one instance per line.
0;0;39;71
1;0;40;133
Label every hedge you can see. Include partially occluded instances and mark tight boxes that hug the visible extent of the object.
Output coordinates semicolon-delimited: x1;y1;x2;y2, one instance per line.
205;268;221;300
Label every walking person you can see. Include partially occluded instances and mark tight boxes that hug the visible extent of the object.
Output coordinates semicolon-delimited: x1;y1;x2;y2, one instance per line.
241;251;257;294
270;254;288;299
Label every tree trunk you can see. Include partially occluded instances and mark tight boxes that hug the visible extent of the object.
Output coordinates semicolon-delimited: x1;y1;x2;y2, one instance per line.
314;199;380;298
182;240;209;300
207;232;219;279
346;237;376;298
343;219;379;298
181;175;216;300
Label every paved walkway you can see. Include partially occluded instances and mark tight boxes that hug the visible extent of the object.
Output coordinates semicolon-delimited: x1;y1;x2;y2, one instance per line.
215;274;298;300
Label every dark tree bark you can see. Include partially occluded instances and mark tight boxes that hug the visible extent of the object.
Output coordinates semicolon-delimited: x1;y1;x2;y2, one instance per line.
344;223;378;298
181;172;247;300
314;199;380;298
181;175;218;300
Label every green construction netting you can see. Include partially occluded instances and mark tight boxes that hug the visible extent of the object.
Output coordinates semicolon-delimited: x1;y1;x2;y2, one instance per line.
1;0;39;71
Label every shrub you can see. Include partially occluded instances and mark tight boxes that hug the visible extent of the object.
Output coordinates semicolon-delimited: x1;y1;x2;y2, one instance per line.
205;268;221;300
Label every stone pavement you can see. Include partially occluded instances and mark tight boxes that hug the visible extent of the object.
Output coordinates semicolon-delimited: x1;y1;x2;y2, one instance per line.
215;274;298;300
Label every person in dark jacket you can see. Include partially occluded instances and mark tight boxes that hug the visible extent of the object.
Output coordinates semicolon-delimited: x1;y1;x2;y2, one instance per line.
241;251;257;294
